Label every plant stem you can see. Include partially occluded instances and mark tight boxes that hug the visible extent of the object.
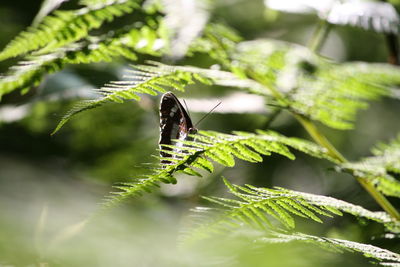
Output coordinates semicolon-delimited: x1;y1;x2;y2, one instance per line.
304;20;400;219
294;114;345;162
295;114;400;220
250;21;400;220
262;108;281;129
308;20;331;53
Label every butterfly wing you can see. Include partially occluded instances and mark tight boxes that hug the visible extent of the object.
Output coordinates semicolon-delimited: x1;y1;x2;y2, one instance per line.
159;92;195;161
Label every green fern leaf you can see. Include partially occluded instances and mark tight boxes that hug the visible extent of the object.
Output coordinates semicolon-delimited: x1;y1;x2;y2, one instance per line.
100;130;334;210
0;0;139;61
0;23;165;99
258;231;400;266
188;23;242;66
182;178;397;245
273;186;393;224
228;39;400;130
191;156;214;173
51;64;200;134
339;134;400;198
52;62;271;133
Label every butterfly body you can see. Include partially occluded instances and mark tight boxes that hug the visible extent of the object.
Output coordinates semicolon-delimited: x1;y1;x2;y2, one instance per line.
159;92;197;162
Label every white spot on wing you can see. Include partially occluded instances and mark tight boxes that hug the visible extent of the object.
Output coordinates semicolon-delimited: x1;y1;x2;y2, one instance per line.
171;105;178;112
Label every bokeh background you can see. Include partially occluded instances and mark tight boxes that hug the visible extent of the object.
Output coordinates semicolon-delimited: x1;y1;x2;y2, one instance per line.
1;0;400;266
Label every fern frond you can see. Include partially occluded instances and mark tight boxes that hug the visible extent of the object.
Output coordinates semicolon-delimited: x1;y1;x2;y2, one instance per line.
101;174;175;210
188;23;242;66
100;130;335;210
258;231;400;266
181;179;400;265
291;62;400;129
182;178;397;245
231;39;400;129
371;134;400;174
59;41;400;132
0;0;139;61
51;63;210;134
0;24;165;99
339;134;400;198
166;64;270;96
53;62;270;133
272;186;394;226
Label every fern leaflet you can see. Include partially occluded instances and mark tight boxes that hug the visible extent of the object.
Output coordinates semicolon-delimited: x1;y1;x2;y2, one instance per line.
182;178;397;245
182;179;400;265
53;62;270;133
339;134;400;198
258;231;400;266
100;130;334;211
0;23;165;99
0;0;140;61
188;23;242;66
229;39;400;130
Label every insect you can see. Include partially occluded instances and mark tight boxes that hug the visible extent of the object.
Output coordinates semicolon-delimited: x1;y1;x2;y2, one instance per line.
159;92;221;164
159;92;197;163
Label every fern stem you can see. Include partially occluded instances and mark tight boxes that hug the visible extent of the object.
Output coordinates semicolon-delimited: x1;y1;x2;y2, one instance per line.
294;115;345;162
229;34;398;219
262;108;281;129
253;69;400;220
269;21;400;220
294;114;400;220
356;178;400;220
308;20;331;53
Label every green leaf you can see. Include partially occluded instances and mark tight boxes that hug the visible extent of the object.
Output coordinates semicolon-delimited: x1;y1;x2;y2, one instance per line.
100;130;335;211
182;179;398;246
0;0;139;61
257;231;400;266
0;23;166;98
339;134;400;198
227;39;400;130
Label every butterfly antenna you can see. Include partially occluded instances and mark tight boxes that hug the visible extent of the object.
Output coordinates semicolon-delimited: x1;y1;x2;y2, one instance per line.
195;101;221;128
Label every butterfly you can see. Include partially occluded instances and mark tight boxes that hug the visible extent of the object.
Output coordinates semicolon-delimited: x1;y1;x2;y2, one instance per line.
159;92;197;163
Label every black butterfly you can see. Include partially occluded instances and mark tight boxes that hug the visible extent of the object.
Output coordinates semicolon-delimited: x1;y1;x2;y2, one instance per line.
159;92;197;163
